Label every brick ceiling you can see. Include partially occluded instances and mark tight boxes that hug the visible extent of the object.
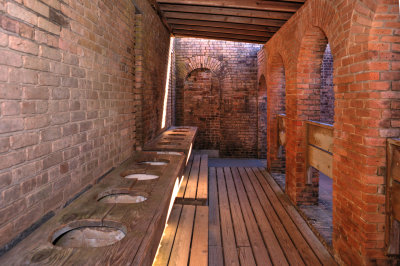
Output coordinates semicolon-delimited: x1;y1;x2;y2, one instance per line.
153;0;306;43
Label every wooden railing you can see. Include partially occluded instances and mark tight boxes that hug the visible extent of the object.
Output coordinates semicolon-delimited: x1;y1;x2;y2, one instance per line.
306;120;333;182
386;138;400;255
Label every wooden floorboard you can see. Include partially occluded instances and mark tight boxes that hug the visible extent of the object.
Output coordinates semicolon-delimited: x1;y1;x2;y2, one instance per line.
158;165;335;266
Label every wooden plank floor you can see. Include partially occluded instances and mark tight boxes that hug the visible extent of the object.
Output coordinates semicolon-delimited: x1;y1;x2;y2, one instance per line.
155;166;336;265
208;167;336;266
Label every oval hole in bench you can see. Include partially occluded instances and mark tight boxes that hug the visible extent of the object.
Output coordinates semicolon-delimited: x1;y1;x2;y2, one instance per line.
172;129;189;132
137;159;169;166
158;141;182;146
98;190;148;204
163;137;185;141
125;174;159;180
168;133;186;137
52;221;126;248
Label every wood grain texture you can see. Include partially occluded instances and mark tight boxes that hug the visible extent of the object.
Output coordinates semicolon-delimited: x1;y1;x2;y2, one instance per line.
231;167;272;266
0;152;186;266
217;167;240;266
257;168;336;265
189;206;208;266
307;122;333;153
169;205;196;266
308;145;333;178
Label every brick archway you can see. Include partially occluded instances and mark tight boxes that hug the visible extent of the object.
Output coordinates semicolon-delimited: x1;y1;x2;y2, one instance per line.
267;53;286;174
182;56;225;79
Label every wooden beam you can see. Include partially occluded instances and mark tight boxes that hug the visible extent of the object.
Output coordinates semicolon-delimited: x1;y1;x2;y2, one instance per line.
164;11;285;27
171;24;274;38
167;18;280;32
173;29;268;42
156;0;303;13
174;32;266;44
307;145;333;178
159;4;294;20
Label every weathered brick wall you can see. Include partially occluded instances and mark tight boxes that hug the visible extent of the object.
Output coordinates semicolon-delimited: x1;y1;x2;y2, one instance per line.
0;0;169;251
183;68;220;150
261;0;400;264
134;1;170;145
175;38;261;157
257;48;267;159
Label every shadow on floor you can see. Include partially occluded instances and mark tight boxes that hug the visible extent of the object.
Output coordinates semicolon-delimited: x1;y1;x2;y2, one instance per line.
270;171;333;247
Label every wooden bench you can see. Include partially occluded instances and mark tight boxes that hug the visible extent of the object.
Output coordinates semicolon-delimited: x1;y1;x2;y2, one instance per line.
0;152;185;266
175;154;208;205
143;126;197;159
153;204;208;266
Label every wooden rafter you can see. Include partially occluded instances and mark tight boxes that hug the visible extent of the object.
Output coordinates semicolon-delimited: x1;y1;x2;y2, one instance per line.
164;12;285;27
158;4;294;20
156;0;306;43
157;0;303;12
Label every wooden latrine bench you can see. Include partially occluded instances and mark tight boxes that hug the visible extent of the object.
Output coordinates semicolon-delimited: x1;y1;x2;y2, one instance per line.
0;152;186;265
143;126;197;160
176;154;208;205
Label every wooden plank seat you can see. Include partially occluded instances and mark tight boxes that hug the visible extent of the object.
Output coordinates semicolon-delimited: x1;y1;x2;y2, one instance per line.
153;204;208;266
175;154;208;205
0;151;186;266
143;126;198;159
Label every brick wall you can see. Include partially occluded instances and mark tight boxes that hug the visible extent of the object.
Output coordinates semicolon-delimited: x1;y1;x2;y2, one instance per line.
175;38;261;157
261;0;400;264
133;1;171;146
257;48;267;159
0;0;170;251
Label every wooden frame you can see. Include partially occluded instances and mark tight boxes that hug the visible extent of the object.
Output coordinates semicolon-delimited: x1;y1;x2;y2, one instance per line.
386;138;400;255
305;120;333;182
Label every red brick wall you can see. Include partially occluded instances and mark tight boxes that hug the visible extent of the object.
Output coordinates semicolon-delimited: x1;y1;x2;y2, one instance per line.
257;48;267;159
261;0;400;264
0;0;170;250
134;2;171;145
183;68;221;150
175;38;261;157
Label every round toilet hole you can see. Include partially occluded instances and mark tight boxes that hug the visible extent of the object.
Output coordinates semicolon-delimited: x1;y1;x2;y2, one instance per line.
137;159;169;166
98;194;147;204
168;133;185;136
125;174;159;180
52;223;126;248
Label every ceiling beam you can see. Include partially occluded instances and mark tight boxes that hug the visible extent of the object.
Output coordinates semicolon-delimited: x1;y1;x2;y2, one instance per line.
167;18;280;33
157;0;302;13
173;29;268;43
171;24;274;38
174;33;266;44
159;4;294;20
163;11;285;27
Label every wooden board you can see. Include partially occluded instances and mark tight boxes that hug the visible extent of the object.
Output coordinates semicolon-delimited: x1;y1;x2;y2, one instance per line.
257;168;336;265
196;154;208;203
208;167;224;266
189;206;208;266
216;167;240;266
392;181;400;222
308;145;333;178
153;205;182;266
238;167;289;266
169;205;196;266
223;167;251;247
253;168;323;265
143;126;197;157
230;167;272;266
244;167;305;266
176;154;208;205
307;122;333;153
